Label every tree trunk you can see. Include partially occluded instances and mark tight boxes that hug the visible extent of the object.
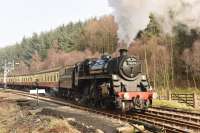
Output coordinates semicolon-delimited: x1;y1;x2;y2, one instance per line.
170;39;174;88
144;44;149;81
153;43;156;90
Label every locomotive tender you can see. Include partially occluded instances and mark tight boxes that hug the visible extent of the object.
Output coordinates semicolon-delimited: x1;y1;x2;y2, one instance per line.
0;49;153;112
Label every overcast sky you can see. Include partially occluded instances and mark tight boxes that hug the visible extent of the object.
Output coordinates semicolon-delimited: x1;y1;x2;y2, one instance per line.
0;0;112;48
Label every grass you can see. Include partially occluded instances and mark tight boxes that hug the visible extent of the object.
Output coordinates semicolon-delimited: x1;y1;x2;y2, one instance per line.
0;101;19;133
45;118;80;133
153;99;194;111
0;129;7;133
0;102;18;117
153;87;200;111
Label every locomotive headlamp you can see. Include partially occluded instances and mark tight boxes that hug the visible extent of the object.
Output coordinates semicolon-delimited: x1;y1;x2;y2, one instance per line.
124;93;130;100
141;75;147;80
112;75;118;81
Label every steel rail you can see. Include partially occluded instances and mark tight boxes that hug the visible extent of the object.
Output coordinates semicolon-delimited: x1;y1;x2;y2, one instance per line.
152;106;200;118
147;109;200;124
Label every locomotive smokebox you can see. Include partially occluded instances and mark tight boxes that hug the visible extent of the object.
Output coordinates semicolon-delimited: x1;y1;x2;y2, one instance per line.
119;49;128;56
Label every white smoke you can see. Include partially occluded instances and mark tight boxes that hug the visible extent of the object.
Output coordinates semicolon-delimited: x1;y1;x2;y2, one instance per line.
108;0;200;46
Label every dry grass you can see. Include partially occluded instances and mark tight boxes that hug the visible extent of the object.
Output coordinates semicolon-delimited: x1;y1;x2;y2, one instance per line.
0;101;19;133
155;87;200;110
44;119;80;133
153;99;194;110
0;102;18;116
0;92;80;133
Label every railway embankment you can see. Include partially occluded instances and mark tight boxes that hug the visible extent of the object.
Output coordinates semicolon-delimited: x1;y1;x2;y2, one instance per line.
2;88;200;133
0;89;132;133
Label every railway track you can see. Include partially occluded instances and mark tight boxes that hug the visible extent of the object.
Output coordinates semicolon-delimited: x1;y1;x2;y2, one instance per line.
129;112;200;133
151;106;200;120
3;89;200;133
128;106;200;133
148;107;200;124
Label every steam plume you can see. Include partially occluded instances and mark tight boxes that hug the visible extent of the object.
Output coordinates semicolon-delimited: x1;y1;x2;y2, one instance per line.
108;0;200;46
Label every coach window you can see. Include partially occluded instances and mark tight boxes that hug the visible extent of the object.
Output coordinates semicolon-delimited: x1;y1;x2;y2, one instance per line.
54;75;56;81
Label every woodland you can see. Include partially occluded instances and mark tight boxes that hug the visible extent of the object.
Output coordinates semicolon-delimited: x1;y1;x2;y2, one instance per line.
0;15;200;89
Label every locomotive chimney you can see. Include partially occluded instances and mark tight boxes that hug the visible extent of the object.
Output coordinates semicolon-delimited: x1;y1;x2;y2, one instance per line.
119;49;128;56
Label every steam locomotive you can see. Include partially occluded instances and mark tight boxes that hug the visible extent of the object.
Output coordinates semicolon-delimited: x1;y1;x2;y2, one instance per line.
0;49;153;112
59;49;153;112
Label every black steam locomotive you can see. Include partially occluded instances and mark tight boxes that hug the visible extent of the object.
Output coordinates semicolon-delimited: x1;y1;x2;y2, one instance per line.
59;49;153;112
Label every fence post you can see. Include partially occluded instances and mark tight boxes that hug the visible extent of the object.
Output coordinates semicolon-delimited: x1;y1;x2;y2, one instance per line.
193;93;197;108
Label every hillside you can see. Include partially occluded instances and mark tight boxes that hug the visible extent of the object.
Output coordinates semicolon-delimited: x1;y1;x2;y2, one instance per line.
0;14;200;89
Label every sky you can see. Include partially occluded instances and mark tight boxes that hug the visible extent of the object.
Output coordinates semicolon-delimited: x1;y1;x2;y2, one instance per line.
0;0;112;48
